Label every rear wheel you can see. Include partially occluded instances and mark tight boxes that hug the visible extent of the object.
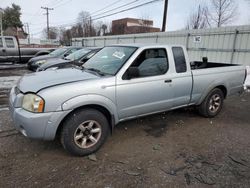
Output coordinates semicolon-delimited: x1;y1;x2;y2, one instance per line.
60;108;110;156
198;88;224;118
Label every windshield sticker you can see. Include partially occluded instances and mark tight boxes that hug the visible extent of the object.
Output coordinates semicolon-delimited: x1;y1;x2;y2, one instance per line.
112;51;125;59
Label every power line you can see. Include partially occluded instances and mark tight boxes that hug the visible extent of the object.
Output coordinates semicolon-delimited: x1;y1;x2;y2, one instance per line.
47;0;64;7
49;0;159;27
92;0;163;21
91;0;140;18
40;0;140;26
31;0;162;36
53;0;73;8
90;0;122;15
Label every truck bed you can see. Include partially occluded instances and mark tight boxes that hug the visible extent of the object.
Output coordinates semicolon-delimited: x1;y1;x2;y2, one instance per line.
190;62;246;105
191;61;239;70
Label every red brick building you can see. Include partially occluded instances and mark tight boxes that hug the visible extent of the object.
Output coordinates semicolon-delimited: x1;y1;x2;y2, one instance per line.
112;18;160;35
4;26;28;39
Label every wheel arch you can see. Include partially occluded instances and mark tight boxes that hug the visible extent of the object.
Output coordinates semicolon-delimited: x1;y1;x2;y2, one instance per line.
197;84;228;105
215;85;227;98
56;104;115;139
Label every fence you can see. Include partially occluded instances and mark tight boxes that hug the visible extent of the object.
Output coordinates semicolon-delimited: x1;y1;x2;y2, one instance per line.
19;38;60;46
72;25;250;65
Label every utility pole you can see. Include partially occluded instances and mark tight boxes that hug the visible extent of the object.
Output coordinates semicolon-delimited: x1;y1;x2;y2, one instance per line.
161;0;169;32
24;23;30;44
89;18;92;37
41;6;53;39
0;8;3;36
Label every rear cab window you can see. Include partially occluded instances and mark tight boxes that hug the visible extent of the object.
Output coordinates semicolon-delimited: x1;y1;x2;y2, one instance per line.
5;38;15;48
172;47;187;73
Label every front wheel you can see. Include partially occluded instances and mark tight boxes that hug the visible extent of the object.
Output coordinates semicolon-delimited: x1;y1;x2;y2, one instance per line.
60;108;110;156
198;88;224;118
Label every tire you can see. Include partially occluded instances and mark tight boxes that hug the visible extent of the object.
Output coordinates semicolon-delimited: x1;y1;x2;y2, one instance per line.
198;88;224;118
60;108;110;156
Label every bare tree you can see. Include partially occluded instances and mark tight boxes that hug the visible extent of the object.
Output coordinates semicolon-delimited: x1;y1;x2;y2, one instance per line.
101;24;107;35
42;27;58;39
95;21;110;36
95;21;103;36
58;27;71;45
186;4;209;29
77;11;95;37
208;0;238;27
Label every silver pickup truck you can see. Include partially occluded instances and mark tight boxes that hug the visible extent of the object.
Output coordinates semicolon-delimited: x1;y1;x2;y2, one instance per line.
9;44;247;156
0;36;54;63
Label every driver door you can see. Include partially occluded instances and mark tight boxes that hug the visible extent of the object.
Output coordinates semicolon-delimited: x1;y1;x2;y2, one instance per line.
116;48;174;119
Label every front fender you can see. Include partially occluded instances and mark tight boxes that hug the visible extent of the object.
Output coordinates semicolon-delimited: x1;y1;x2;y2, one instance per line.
61;94;119;124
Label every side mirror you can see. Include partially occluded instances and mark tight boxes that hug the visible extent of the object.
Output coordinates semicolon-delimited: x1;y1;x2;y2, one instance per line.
126;67;139;80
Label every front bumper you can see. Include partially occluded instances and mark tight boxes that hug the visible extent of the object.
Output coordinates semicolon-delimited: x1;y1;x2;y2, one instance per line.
9;87;70;140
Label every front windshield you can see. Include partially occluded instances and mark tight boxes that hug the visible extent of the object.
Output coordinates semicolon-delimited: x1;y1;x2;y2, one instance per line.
66;49;91;61
83;46;137;75
50;48;68;57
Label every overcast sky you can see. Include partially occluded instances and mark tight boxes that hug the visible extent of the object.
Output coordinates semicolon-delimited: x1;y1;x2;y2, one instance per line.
1;0;250;39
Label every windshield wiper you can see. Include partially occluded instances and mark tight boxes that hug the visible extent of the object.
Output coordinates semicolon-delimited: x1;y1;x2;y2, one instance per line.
85;68;106;76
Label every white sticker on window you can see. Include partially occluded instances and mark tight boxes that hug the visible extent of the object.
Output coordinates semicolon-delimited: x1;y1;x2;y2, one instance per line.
112;51;125;59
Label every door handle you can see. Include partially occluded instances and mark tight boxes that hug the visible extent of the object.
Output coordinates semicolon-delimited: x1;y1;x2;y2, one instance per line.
2;49;6;52
164;79;172;83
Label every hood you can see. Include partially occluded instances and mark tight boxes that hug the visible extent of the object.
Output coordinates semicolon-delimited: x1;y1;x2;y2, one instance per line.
38;58;71;70
17;68;99;93
29;54;56;63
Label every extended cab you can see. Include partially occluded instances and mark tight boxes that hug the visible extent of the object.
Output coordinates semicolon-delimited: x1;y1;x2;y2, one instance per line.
0;36;54;63
9;44;247;156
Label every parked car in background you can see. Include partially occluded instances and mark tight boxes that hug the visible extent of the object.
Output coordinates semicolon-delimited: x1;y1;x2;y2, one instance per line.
27;46;82;71
36;47;101;72
9;44;247;156
0;36;55;63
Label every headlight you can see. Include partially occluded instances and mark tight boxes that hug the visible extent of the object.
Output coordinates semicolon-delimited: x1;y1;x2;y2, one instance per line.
36;60;47;65
22;94;45;113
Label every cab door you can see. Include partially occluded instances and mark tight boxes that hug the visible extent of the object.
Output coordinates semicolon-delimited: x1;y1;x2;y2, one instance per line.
3;37;18;62
116;48;174;119
0;37;6;62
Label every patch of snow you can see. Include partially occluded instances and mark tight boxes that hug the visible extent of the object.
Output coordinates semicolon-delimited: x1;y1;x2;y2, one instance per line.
0;107;9;112
0;76;21;89
0;64;26;70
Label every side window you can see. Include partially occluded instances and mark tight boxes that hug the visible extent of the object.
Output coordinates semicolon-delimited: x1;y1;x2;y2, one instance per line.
5;38;15;48
0;38;3;48
172;47;187;73
127;48;169;78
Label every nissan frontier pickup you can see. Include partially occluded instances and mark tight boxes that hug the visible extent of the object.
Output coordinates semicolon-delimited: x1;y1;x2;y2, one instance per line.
9;44;247;156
